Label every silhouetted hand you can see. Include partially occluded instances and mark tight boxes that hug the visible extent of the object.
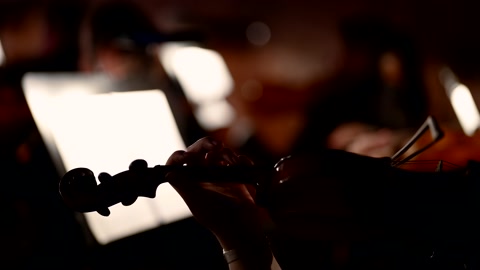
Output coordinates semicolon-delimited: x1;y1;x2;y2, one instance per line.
166;137;273;269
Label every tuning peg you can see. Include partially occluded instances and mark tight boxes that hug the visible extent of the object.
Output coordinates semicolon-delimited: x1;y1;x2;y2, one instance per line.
98;172;113;184
121;196;138;206
129;159;148;172
97;207;111;217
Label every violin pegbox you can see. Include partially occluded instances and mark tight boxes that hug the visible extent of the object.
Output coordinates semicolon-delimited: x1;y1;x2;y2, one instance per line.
127;159;164;200
95;159;161;216
120;159;151;206
95;172;114;216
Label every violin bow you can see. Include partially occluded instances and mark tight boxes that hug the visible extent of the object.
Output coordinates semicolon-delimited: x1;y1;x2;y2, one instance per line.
390;115;444;167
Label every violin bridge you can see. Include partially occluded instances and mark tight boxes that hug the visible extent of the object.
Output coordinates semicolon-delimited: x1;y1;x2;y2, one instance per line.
435;160;443;172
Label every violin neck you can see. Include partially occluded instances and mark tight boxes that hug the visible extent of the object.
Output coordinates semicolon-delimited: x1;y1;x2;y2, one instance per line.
152;164;274;186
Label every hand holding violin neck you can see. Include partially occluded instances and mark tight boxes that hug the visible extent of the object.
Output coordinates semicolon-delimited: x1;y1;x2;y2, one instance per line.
59;159;272;215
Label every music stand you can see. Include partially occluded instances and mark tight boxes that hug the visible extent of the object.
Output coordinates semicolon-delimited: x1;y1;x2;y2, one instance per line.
22;72;192;245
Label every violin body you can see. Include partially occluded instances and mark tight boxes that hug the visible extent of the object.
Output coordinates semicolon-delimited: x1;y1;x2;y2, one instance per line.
263;150;480;269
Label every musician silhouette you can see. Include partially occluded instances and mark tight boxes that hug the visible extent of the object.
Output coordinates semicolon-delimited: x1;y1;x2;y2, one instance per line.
293;16;430;160
80;0;207;146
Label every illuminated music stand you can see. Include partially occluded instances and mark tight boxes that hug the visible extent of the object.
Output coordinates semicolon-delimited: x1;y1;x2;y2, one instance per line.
22;72;192;245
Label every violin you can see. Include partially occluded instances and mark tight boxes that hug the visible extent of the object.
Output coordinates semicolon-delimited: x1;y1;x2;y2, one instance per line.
59;116;440;214
59;114;480;227
59;116;480;269
60;159;272;216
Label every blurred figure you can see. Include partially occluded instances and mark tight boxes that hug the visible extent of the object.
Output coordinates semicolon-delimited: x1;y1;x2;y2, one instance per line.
0;1;89;268
0;1;85;70
294;16;430;158
200;16;344;167
79;0;207;146
79;0;167;83
202;14;430;168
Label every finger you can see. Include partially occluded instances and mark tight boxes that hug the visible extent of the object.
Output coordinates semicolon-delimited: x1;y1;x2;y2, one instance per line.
166;151;206;186
186;136;223;154
205;148;240;166
204;150;257;197
238;155;254;166
166;151;205;169
236;155;256;196
166;150;187;166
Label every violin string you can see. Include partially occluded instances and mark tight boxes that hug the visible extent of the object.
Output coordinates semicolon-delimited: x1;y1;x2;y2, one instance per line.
400;160;460;166
396;160;462;170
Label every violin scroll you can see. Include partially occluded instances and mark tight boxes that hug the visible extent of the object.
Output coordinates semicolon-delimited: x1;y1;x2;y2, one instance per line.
59;159;166;216
60;167;99;212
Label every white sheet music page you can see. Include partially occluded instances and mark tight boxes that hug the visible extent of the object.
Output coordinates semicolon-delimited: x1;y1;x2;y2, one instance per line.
24;82;192;244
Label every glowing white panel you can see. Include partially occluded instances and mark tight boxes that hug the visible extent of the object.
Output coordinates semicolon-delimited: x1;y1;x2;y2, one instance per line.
161;45;233;102
22;73;192;245
449;84;480;136
159;44;236;130
0;39;5;65
195;100;236;130
440;67;480;136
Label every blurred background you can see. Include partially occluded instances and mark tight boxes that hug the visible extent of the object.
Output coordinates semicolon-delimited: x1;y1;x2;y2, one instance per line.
2;0;480;269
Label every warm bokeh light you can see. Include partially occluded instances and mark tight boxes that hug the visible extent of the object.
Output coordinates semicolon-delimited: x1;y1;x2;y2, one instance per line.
440;67;480;136
246;21;271;46
449;83;480;136
22;73;192;244
195;100;236;130
0;39;5;65
158;43;235;130
160;43;233;103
